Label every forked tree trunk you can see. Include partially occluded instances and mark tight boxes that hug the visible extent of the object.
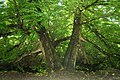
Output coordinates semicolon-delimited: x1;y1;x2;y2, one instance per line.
38;27;62;72
38;9;83;72
63;9;82;71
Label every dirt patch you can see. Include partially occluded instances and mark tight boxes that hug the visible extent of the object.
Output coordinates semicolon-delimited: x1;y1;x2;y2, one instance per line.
0;71;35;80
0;70;120;80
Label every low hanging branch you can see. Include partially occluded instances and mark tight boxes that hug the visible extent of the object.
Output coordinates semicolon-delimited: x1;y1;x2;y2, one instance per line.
88;24;108;46
89;26;120;44
6;35;27;53
0;50;42;68
13;50;42;64
84;38;107;54
84;37;120;59
6;42;21;52
0;32;13;37
0;24;19;37
87;24;116;53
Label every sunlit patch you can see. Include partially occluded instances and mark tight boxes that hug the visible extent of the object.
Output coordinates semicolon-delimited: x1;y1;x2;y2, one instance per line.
118;44;120;47
112;73;115;76
58;0;62;6
0;37;3;39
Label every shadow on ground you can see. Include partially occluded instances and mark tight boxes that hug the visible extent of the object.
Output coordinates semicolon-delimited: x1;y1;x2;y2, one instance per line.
0;70;120;80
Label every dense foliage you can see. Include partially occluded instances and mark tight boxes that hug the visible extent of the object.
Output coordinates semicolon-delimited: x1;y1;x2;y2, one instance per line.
0;0;120;73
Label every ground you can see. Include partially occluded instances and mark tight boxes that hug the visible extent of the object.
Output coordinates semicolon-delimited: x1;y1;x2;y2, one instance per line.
0;70;120;80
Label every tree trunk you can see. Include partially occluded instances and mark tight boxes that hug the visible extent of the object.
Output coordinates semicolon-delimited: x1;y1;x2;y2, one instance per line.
38;27;62;72
63;9;82;71
76;43;89;66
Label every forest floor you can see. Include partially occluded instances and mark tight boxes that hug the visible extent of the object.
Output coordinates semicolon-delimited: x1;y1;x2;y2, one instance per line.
0;70;120;80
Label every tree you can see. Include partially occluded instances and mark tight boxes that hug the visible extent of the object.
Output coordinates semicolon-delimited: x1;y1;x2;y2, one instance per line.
0;0;120;72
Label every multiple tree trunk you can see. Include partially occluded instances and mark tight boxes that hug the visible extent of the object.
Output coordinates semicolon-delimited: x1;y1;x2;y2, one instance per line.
1;0;119;73
1;0;87;72
38;9;85;72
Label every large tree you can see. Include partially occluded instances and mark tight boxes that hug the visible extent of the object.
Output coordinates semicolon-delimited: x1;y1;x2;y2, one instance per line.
0;0;120;72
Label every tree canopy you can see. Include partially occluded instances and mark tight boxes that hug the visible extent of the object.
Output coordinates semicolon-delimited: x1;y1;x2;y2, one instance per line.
0;0;120;73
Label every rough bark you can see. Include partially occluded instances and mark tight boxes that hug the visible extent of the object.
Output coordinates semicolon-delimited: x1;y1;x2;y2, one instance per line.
77;43;89;65
38;27;62;72
63;9;82;71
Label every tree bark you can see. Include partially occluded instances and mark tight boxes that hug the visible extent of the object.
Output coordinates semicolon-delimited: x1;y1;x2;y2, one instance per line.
38;27;62;72
63;9;82;71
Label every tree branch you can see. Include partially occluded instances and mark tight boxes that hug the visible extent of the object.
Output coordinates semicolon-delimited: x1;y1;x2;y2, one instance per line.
83;37;120;59
53;36;87;48
6;43;21;52
84;38;107;54
53;36;70;47
81;13;113;25
14;50;42;64
84;0;99;10
0;32;13;37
